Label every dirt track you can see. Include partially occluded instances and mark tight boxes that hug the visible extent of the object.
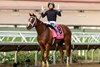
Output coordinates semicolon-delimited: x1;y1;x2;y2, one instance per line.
34;63;100;67
0;63;100;67
69;63;100;67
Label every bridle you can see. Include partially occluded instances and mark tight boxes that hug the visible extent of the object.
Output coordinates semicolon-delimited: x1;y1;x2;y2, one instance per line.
28;16;37;27
28;15;43;28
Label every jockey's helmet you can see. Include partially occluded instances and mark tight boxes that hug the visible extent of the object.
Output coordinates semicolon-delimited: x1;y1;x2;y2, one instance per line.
48;2;55;8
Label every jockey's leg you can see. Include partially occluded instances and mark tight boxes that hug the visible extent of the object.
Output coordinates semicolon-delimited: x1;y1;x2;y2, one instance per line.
50;23;57;33
49;23;57;45
46;23;57;45
52;37;56;45
46;24;57;33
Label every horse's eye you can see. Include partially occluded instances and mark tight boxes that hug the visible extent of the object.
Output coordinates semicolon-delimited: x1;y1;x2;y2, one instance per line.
29;17;36;24
30;18;33;21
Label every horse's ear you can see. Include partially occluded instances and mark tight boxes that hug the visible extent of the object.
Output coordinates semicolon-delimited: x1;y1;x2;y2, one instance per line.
32;13;37;17
29;13;32;16
29;13;37;17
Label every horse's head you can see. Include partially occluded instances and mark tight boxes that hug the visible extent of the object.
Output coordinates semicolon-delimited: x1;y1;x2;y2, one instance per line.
27;13;37;30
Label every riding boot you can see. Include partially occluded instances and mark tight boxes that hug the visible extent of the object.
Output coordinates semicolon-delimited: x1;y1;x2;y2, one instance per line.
52;37;56;45
46;24;58;33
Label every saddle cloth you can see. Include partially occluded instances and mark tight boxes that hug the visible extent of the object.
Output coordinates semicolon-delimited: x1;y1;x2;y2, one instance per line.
50;24;64;39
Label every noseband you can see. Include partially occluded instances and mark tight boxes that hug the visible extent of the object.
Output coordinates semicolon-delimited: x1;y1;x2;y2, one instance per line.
29;17;37;27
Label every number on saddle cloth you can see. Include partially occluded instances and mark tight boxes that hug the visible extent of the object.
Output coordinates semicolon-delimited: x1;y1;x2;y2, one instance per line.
47;24;64;39
55;25;62;34
54;25;64;39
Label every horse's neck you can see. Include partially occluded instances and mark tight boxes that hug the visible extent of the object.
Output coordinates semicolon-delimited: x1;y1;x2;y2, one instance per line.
35;19;48;35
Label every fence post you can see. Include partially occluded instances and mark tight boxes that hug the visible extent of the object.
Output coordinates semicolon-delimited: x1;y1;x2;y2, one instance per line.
98;49;100;63
82;50;85;56
14;51;18;63
92;49;94;62
35;51;38;66
70;50;73;64
53;51;56;64
78;50;81;56
2;52;6;63
85;50;88;62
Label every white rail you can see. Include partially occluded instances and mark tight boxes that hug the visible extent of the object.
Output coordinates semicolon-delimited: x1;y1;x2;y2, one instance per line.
0;31;100;44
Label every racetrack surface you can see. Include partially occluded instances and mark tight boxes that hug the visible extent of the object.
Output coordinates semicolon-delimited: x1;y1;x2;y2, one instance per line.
0;63;100;67
34;63;100;67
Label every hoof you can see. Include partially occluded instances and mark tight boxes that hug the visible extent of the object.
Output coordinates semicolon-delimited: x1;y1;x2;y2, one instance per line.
46;64;49;67
46;61;49;67
66;64;69;67
42;61;45;67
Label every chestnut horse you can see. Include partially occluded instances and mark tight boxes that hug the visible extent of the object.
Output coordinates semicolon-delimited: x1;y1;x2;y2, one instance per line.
27;13;71;67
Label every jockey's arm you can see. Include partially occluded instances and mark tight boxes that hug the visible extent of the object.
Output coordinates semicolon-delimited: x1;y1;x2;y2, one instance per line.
41;11;47;18
57;10;61;16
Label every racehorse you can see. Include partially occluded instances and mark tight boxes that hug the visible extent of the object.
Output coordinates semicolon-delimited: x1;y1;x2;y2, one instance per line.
26;13;71;67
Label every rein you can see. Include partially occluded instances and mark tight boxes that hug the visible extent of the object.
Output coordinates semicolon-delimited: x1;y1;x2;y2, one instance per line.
32;16;43;27
29;15;47;28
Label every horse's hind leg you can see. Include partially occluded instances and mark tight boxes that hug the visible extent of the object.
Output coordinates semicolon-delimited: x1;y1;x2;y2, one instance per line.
65;44;71;67
58;43;64;65
39;45;45;67
64;36;71;67
45;44;50;67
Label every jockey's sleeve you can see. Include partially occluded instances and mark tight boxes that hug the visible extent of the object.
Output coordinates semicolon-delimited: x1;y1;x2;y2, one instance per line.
57;10;61;16
41;11;47;18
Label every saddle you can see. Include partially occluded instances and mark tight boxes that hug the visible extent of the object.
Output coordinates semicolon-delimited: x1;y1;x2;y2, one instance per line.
50;24;64;39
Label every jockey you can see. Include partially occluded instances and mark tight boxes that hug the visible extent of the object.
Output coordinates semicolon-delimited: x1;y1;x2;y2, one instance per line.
41;2;61;33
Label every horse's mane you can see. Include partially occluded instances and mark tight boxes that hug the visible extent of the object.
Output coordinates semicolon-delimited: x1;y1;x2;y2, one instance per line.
37;18;48;28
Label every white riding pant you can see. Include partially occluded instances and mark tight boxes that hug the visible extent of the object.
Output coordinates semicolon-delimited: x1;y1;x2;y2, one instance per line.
48;21;56;27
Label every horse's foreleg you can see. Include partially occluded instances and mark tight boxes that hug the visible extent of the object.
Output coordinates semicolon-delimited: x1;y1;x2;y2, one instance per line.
58;44;64;65
40;46;45;67
45;44;50;67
